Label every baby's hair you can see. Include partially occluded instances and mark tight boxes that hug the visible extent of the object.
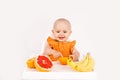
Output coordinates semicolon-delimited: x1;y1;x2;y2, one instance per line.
53;18;71;29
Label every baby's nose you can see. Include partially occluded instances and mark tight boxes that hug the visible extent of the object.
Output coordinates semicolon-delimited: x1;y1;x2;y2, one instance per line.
59;32;64;35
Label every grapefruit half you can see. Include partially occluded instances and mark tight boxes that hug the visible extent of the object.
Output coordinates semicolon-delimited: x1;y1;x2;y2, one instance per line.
34;55;53;72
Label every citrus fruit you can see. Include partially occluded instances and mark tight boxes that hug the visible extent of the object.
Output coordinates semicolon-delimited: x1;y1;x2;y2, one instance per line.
49;54;58;61
34;55;53;72
26;57;35;68
58;57;68;65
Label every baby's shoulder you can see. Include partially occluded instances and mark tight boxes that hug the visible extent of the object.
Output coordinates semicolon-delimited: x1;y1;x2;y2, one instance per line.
67;39;76;47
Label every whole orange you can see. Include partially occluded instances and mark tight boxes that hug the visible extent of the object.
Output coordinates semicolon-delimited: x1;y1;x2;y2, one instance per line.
58;57;68;65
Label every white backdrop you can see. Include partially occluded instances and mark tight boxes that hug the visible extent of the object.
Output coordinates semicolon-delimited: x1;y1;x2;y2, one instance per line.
0;0;120;80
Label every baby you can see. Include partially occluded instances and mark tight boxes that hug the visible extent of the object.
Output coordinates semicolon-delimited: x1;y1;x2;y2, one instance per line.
43;18;80;61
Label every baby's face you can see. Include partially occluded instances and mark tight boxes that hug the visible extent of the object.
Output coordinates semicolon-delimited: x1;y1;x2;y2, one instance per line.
52;21;71;42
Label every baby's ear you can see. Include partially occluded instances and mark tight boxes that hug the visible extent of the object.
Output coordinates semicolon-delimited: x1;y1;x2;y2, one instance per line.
52;30;54;33
70;31;72;34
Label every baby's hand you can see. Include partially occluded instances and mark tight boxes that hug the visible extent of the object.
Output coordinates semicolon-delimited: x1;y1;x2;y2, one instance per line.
69;55;74;60
69;55;78;61
52;50;62;58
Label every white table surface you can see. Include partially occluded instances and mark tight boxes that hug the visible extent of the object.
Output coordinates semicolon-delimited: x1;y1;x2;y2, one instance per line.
22;61;97;80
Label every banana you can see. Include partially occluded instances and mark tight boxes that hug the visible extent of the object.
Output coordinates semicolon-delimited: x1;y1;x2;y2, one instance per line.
77;53;89;66
67;53;95;72
81;53;94;71
67;58;76;69
85;54;94;71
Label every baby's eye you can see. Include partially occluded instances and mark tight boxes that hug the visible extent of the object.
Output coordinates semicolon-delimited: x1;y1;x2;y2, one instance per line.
63;31;67;33
56;31;60;33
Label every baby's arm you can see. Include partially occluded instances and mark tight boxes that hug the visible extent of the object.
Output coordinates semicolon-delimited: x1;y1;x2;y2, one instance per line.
43;42;62;58
70;47;80;61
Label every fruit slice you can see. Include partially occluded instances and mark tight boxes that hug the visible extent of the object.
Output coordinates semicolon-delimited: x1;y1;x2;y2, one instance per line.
26;57;35;68
34;55;53;72
58;57;68;65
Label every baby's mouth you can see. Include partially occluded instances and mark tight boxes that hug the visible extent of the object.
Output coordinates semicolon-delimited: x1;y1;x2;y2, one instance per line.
58;37;65;40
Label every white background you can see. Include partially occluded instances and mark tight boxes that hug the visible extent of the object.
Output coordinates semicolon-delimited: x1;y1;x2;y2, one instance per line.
0;0;120;80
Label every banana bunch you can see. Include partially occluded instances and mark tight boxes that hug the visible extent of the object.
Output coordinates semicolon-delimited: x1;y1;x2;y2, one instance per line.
67;53;95;72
